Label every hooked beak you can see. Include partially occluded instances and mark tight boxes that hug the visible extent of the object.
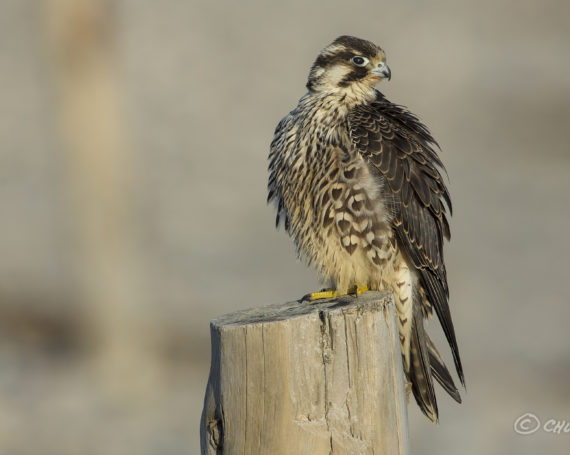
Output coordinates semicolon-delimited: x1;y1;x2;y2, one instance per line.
371;61;391;81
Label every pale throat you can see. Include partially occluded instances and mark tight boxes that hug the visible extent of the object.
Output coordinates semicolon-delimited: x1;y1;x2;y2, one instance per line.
337;81;377;106
314;81;377;111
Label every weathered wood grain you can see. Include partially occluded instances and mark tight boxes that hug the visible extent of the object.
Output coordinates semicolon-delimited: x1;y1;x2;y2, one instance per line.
201;292;410;455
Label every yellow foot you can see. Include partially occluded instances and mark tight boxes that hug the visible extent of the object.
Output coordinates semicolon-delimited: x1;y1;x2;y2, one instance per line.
308;289;340;301
307;284;368;302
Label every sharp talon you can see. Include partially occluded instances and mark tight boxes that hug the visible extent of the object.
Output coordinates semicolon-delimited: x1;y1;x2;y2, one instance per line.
352;283;368;297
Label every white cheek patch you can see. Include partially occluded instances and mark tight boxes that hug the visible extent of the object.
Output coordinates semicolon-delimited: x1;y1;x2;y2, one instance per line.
322;64;351;87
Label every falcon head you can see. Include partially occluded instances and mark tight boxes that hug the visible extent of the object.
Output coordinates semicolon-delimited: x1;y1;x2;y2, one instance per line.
307;36;391;94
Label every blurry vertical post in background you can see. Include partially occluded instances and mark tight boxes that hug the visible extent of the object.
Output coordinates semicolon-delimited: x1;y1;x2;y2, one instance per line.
44;0;158;396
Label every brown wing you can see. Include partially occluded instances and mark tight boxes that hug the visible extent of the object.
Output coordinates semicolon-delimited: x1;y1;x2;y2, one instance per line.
348;91;464;386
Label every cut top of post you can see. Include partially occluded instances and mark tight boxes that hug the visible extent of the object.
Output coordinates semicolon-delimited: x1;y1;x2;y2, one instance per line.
211;291;393;327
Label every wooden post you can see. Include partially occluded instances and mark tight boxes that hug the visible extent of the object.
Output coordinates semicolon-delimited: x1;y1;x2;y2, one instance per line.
200;292;410;455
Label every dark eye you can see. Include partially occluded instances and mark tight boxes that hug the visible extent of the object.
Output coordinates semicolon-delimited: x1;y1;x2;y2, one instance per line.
351;56;369;67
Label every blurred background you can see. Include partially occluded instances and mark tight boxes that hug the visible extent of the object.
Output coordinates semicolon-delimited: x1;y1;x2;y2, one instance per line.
1;0;569;453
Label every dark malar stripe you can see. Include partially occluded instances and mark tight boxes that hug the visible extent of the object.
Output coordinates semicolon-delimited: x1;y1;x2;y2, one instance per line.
339;68;368;87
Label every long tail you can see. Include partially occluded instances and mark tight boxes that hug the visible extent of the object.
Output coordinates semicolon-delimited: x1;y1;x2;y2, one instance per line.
408;305;438;422
426;334;462;404
408;305;462;422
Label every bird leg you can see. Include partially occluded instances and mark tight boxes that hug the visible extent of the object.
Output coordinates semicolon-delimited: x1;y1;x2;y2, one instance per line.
307;283;368;302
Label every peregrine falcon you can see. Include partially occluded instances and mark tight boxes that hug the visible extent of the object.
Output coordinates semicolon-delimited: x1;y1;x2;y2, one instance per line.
268;35;464;421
